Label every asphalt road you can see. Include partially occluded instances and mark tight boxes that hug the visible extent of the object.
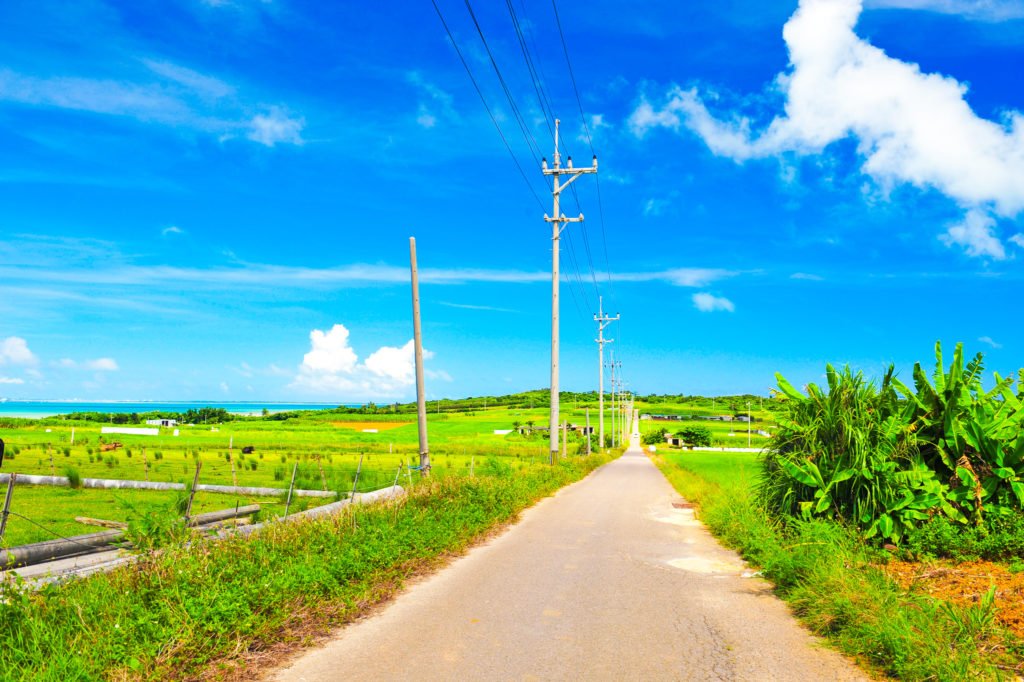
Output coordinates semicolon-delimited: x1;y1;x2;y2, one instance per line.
271;422;866;681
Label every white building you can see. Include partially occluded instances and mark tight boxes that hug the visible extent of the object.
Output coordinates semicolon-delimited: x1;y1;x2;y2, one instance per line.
145;418;178;428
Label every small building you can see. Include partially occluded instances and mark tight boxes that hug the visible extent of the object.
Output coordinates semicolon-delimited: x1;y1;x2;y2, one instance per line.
145;419;178;428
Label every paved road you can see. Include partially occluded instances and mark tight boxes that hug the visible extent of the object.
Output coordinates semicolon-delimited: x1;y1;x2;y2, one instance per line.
272;420;866;681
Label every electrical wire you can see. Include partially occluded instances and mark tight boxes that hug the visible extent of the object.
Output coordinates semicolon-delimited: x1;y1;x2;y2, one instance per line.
429;0;545;210
551;0;616;304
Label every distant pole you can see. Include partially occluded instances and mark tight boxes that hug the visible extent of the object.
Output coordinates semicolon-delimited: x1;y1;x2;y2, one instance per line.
183;462;202;525
71;427;75;445
284;462;298;517
586;408;591;456
594;296;618;455
747;401;752;447
562;420;567;458
543;119;597;464
410;237;430;475
609;353;616;448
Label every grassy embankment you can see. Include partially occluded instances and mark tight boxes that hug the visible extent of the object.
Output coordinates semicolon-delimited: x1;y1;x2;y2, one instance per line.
653;449;1020;680
0;405;615;546
0;452;614;680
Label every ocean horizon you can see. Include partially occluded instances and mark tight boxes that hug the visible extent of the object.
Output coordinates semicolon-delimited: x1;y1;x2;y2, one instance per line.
0;401;361;419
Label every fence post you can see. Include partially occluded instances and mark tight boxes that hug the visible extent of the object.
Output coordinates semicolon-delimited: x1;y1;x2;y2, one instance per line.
0;473;16;544
183;462;202;525
143;447;149;482
283;462;298;518
470;456;475;478
351;453;364;501
48;443;54;477
316;453;327;491
392;464;402;489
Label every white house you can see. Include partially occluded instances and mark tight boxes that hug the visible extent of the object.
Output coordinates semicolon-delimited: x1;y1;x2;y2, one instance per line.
146;418;179;428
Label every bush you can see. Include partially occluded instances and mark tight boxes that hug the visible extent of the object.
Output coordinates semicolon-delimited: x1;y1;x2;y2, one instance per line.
63;466;82;489
62;447;71;457
676;425;712;447
641;428;667;445
125;449;133;458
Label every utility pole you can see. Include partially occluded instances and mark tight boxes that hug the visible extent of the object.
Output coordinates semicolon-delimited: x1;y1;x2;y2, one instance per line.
594;296;618;455
747;401;752;448
410;237;430;475
609;352;616;448
543;119;597;464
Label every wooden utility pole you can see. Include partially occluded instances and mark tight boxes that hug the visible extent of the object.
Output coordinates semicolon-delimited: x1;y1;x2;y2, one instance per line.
542;119;597;464
410;237;430;475
594;296;618;453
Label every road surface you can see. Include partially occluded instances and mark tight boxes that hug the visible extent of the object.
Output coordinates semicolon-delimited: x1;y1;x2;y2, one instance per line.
271;418;866;681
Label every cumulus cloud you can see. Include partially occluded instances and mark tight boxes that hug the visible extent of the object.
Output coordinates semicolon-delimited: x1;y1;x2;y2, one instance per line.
0;337;36;365
978;335;1002;348
629;0;1024;258
692;292;735;312
301;325;358;375
292;324;440;398
1010;233;1024;249
246;106;305;146
85;358;119;371
0;376;24;384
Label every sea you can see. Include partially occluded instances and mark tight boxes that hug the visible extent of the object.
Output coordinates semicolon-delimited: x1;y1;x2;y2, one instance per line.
0;401;351;419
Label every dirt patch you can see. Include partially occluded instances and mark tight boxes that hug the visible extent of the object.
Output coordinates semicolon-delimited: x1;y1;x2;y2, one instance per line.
329;422;412;432
884;559;1024;639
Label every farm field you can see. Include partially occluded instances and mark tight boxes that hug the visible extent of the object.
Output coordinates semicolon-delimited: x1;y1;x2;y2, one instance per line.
0;400;628;553
636;399;776;449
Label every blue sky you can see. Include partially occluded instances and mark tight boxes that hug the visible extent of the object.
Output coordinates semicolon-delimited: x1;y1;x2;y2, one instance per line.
1;0;1023;402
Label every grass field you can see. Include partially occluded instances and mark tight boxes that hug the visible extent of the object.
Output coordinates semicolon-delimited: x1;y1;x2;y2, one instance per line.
0;402;626;552
637;400;776;449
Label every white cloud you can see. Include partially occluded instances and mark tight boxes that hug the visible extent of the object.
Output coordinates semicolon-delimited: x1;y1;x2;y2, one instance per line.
291;324;443;399
629;0;1024;258
85;358;119;371
692;292;735;312
247;106;304;146
416;105;436;128
55;358;77;368
643;198;672;216
141;59;235;98
0;376;24;384
0;337;36;365
978;335;1002;348
162;226;184;237
790;272;824;280
364;340;425;383
940;208;1005;258
220;381;229;392
1010;233;1024;248
865;0;1024;20
300;325;358;375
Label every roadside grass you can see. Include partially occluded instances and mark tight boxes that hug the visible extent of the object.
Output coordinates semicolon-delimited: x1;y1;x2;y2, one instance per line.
0;453;614;681
653;450;1017;681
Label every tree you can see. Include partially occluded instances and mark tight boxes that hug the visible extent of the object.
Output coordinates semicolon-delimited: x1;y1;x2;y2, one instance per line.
641;428;667;445
676;425;711;447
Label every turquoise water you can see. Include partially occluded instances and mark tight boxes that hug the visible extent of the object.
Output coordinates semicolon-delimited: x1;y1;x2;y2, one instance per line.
0;401;351;419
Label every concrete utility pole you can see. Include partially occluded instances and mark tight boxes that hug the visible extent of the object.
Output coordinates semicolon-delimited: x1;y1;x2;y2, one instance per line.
594;296;618;455
410;237;430;475
747;401;752;448
543;119;597;464
586;408;591;455
609;352;616;448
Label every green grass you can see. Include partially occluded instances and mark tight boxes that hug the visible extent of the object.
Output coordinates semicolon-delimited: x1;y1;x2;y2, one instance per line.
0;486;327;547
0;453;614;680
653;449;1014;680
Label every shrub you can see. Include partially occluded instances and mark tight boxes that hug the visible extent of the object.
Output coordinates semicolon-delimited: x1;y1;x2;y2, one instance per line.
62;447;71;457
676;425;712;447
63;466;82;489
125;449;133;458
641;428;667;445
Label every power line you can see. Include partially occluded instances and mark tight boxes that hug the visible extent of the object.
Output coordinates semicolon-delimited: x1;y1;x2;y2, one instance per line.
429;0;545;210
551;0;616;304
